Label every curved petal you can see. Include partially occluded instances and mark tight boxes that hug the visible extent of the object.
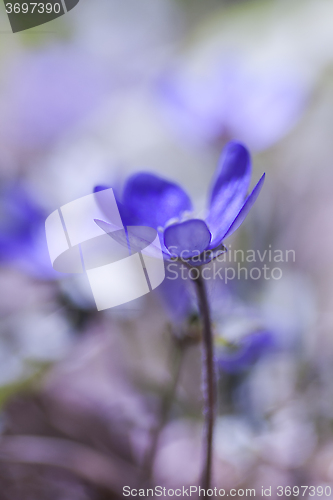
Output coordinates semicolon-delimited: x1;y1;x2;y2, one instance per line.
164;219;211;259
122;173;192;229
94;185;110;193
94;218;171;259
207;142;252;247
221;173;265;241
93;185;130;226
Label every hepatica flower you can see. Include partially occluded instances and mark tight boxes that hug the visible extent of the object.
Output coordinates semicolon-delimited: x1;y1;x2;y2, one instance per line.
0;184;57;279
158;61;306;151
217;330;276;374
94;141;265;489
108;141;265;266
0;44;108;152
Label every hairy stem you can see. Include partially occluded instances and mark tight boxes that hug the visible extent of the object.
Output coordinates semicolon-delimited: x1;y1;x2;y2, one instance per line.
193;270;216;492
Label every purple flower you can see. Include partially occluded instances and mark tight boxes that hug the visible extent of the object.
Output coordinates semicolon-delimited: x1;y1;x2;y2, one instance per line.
157;60;306;151
0;45;108;152
116;141;265;266
0;184;57;279
94;141;264;320
217;330;275;374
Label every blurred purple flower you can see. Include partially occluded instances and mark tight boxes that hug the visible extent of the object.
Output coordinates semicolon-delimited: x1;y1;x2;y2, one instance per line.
116;141;265;265
0;184;57;279
0;44;109;153
157;60;306;151
217;330;275;374
94;141;264;321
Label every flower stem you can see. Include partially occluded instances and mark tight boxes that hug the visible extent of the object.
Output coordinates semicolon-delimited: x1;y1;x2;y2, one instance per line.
192;269;216;492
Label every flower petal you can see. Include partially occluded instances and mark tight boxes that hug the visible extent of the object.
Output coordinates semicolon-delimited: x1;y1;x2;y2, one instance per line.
218;330;275;374
221;173;265;241
157;265;194;321
94;185;110;193
164;219;211;259
122;173;192;229
94;219;172;259
94;184;136;227
207;142;252;247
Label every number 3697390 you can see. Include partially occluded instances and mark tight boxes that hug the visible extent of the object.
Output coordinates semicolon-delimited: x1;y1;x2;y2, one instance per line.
5;3;61;14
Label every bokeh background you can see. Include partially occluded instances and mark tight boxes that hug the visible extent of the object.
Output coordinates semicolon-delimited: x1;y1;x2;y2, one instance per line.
1;0;333;498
